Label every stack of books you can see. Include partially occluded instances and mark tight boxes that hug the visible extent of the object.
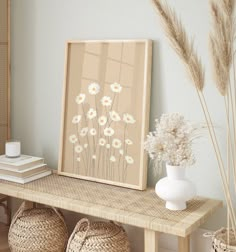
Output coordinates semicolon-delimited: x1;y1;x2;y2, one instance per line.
0;155;52;184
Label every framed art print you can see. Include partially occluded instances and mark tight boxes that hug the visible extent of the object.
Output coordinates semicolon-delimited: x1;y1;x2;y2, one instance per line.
58;40;152;190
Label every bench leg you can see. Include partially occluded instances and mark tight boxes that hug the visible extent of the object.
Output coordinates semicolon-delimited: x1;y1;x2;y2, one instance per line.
144;229;159;252
178;235;190;252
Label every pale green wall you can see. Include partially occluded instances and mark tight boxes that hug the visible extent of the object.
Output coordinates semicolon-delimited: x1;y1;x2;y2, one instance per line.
11;0;228;231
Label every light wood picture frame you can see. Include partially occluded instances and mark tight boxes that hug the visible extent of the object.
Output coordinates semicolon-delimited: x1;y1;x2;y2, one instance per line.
0;0;10;154
58;40;152;190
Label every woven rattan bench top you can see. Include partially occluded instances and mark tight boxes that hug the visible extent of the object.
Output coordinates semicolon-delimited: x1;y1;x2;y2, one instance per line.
0;173;222;237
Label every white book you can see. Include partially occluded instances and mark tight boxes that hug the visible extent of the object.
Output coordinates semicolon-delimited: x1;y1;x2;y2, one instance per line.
0;170;52;184
0;155;44;170
0;164;48;178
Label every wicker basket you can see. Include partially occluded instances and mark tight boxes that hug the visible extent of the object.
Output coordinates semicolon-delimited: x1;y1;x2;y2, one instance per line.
8;201;68;252
66;218;130;252
205;228;236;252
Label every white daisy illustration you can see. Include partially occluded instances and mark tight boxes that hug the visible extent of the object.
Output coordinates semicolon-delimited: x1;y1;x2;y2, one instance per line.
90;128;97;136
104;127;115;137
84;143;88;149
123;113;136;124
75;145;83;153
99;138;106;146
110;82;122;93
110;156;116;162
112;138;122;149
75;93;86;104
109;111;121;122
80;127;88;137
69;134;78;144
92;155;96;159
125;139;133;145
106;144;111;149
77;157;81;162
119;149;124;156
88;82;100;95
72;115;82;124
98;116;107;126
125;155;134;164
87;108;97;119
101;96;112;107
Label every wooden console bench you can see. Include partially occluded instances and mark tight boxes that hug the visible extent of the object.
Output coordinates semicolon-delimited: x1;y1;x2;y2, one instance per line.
0;174;222;252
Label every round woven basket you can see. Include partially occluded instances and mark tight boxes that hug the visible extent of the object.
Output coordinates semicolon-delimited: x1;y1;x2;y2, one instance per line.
8;201;68;252
205;228;236;252
66;218;130;252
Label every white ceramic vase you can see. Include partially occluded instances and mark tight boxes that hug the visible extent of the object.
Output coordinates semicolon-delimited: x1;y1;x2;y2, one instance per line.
155;164;196;211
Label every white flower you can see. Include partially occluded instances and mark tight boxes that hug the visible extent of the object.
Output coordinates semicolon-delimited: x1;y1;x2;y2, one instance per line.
101;96;112;107
69;134;78;144
125;156;134;164
119;149;124;156
109;111;121;122
90;128;97;136
110;156;116;162
72;115;82;124
125;139;133;145
84;143;88;149
112;139;122;149
80;127;88;137
144;113;196;166
123;113;136;124
104;127;115;137
99;138;106;146
77;157;81;162
87;108;97;119
92;155;96;159
110;82;122;93
106;144;110;149
88;82;100;95
75;145;83;153
75;94;85;104
98;116;107;126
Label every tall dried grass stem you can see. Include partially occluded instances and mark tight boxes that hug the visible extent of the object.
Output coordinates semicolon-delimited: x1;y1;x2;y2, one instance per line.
151;0;236;232
151;0;205;91
224;95;236;175
210;1;233;95
201;92;236;230
221;0;234;17
209;36;228;95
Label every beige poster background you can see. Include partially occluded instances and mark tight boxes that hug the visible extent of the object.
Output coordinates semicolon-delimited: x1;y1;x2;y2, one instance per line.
59;40;152;190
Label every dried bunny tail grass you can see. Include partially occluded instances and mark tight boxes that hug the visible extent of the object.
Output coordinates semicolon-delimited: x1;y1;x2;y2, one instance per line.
151;0;190;60
211;1;232;66
209;35;228;95
221;0;234;17
151;0;205;91
185;51;205;93
210;0;233;95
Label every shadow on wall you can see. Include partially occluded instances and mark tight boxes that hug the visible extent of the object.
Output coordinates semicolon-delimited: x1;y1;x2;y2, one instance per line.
147;41;165;188
11;0;38;154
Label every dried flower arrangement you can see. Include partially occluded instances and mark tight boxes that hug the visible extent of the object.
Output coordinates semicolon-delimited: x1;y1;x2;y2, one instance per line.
151;0;236;242
144;113;197;167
